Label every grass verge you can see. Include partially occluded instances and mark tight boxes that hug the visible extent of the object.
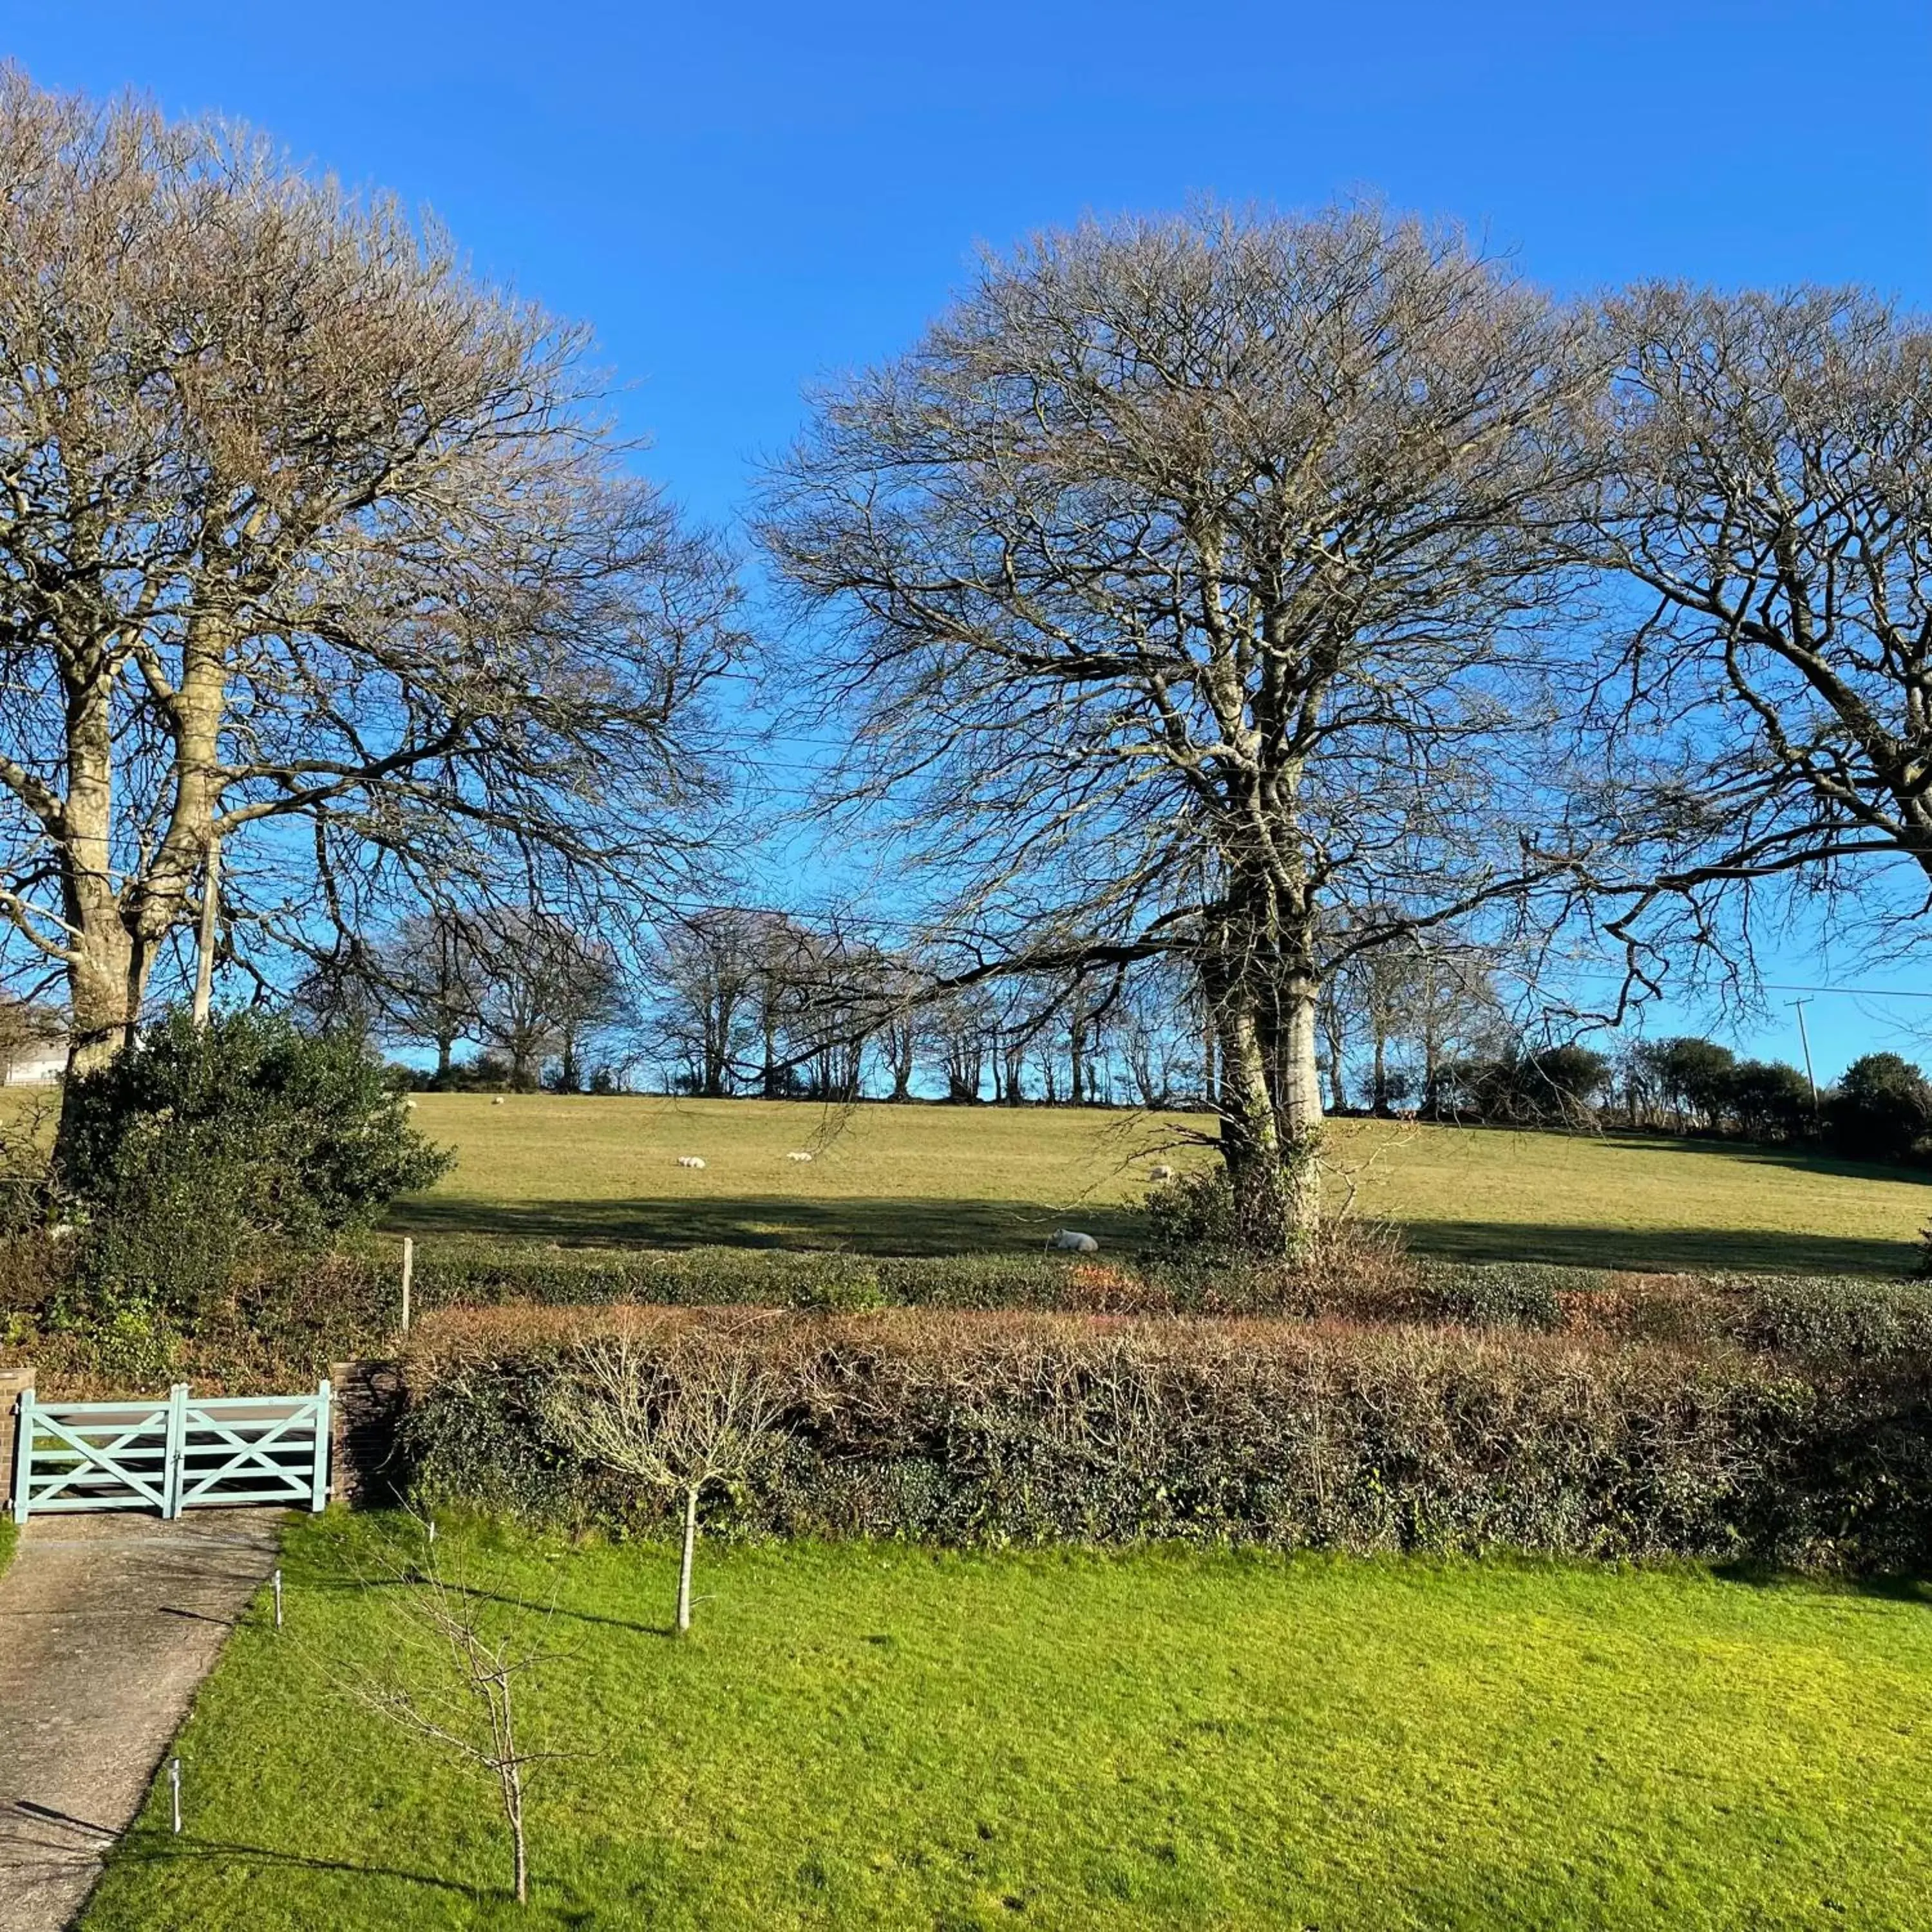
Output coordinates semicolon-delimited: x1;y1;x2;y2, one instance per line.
84;1515;1932;1930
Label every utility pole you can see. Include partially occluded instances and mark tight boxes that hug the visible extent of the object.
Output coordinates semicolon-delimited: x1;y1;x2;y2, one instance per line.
1787;998;1819;1114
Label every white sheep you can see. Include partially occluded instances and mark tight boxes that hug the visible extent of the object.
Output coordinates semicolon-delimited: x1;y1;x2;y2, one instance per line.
1148;1164;1175;1181
1049;1229;1099;1254
786;1150;814;1163
490;1095;507;1107
677;1155;707;1170
404;1098;419;1111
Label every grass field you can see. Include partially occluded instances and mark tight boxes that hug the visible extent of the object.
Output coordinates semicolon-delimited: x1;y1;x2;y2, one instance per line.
84;1517;1932;1931
386;1094;1932;1276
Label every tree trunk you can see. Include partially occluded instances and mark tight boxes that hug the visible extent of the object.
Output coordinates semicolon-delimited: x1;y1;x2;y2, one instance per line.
1275;978;1324;1240
190;835;220;1027
1208;951;1322;1256
503;1759;527;1906
64;920;146;1082
676;1484;698;1634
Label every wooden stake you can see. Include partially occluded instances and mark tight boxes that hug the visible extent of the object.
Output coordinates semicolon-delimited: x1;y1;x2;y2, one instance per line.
401;1236;414;1334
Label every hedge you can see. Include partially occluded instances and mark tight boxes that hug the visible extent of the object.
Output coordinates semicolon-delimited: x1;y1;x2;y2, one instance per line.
8;1231;1930;1396
393;1305;1932;1573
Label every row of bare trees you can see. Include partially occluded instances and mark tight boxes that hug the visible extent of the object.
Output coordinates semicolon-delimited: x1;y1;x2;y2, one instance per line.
4;71;1929;1249
647;914;1215;1105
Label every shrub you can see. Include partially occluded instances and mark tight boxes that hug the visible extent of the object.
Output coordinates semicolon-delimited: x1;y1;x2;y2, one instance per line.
1414;1260;1571;1331
393;1305;1932;1573
1826;1053;1932;1166
1738;1274;1932;1361
55;1009;451;1320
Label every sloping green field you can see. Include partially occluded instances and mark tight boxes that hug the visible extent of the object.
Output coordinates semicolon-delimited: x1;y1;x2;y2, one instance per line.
387;1095;1931;1276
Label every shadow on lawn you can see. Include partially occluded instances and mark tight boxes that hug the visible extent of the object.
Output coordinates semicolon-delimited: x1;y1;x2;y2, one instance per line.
390;1190;1918;1277
1587;1130;1932;1190
312;1571;669;1638
111;1827;477;1897
1710;1562;1932;1606
386;1192;1144;1256
1401;1218;1917;1278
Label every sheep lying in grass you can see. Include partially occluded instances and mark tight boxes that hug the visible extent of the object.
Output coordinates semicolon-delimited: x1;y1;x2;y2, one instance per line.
677;1155;707;1170
490;1095;507;1107
786;1151;814;1163
1148;1163;1175;1181
1049;1229;1100;1254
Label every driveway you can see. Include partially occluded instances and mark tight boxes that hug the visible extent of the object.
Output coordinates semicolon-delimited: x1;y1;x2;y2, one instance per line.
0;1511;283;1932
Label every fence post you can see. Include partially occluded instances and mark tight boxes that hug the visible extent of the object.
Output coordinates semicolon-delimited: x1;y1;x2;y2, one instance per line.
1;1367;33;1522
400;1236;413;1334
7;1377;35;1524
310;1381;332;1513
164;1383;191;1520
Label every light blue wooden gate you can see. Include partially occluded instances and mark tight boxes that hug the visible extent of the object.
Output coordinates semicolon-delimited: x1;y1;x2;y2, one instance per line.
11;1381;330;1522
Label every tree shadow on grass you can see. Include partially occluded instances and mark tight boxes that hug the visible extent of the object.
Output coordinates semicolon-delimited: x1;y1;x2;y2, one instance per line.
385;1193;1144;1256
1709;1561;1932;1605
108;1826;478;1897
1400;1218;1918;1279
311;1570;668;1638
1588;1130;1932;1190
390;1190;1919;1277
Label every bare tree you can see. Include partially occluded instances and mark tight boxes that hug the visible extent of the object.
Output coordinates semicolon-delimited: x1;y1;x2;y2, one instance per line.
473;912;625;1091
760;207;1596;1249
377;913;491;1080
1584;287;1932;981
647;908;766;1095
348;1516;568;1908
545;1326;784;1634
928;981;997;1102
0;74;741;1123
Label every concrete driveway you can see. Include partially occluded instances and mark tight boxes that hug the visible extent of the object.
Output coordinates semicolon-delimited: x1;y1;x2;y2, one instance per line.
0;1511;283;1932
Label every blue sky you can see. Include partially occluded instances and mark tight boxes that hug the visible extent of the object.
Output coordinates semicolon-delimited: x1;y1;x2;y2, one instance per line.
9;1;1931;1075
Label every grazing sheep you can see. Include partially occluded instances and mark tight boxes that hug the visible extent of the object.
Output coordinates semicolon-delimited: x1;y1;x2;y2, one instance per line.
786;1150;814;1162
491;1095;507;1106
1148;1164;1175;1181
1048;1229;1100;1254
677;1155;707;1170
403;1098;419;1111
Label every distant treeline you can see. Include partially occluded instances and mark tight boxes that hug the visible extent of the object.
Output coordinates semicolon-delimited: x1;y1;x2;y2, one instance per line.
1431;1037;1932;1170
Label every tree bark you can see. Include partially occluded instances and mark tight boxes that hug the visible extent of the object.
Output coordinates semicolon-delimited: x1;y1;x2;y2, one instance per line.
503;1759;527;1906
1206;945;1323;1256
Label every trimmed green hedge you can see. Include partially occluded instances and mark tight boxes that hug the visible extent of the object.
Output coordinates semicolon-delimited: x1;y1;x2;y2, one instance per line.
8;1230;1931;1396
394;1306;1932;1573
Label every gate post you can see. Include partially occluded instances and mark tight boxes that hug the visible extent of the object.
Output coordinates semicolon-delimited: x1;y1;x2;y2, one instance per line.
310;1381;332;1512
4;1371;35;1522
164;1382;191;1520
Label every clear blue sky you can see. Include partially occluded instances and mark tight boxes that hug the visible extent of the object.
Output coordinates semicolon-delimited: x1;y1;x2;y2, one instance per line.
8;1;1931;1074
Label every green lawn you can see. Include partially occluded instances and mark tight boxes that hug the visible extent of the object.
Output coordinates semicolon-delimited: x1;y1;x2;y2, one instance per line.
388;1094;1932;1276
86;1517;1932;1930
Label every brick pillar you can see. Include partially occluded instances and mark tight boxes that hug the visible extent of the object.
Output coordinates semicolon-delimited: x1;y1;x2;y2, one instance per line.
0;1367;34;1517
328;1360;406;1508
